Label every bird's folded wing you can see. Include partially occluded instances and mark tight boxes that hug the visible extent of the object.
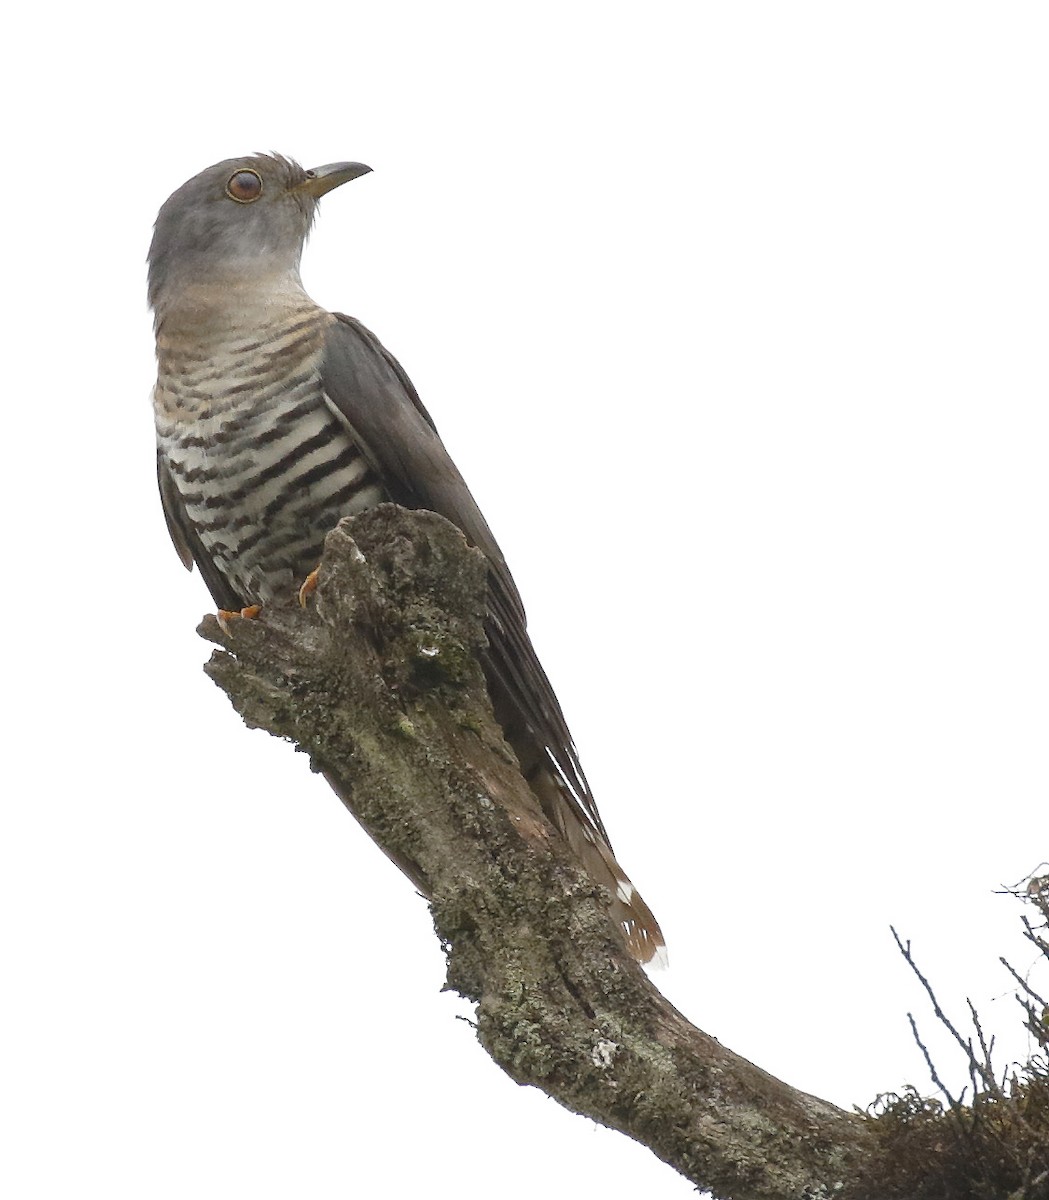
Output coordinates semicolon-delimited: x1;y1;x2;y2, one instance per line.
157;449;243;611
320;313;610;845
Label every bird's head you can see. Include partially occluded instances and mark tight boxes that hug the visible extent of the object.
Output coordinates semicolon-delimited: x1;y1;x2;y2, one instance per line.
147;153;371;318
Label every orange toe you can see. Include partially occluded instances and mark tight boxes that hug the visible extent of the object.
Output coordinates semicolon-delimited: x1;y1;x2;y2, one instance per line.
216;604;261;633
298;568;320;608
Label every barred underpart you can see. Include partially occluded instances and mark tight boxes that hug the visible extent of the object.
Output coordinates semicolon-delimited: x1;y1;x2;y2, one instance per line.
155;306;385;604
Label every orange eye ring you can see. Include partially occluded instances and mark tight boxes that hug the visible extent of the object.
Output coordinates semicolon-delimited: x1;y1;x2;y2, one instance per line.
225;170;264;203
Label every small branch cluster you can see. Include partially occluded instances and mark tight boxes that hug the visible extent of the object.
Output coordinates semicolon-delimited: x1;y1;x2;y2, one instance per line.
864;879;1049;1200
998;867;1049;1057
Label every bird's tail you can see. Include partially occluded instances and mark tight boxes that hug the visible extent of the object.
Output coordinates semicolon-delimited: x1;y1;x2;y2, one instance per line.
482;608;667;967
522;763;667;967
552;785;668;968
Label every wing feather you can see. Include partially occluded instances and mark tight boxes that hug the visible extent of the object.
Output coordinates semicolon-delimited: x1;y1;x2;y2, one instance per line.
157;450;243;612
319;314;609;844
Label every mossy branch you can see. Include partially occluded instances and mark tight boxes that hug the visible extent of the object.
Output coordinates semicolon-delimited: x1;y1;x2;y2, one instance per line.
196;504;1044;1199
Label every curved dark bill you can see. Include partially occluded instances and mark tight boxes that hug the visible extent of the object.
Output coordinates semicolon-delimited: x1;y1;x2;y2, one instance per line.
298;162;373;198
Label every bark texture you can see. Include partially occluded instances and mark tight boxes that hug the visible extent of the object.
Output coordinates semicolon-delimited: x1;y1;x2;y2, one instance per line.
199;505;880;1198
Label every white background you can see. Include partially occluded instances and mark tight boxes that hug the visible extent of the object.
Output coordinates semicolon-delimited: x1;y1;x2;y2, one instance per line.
2;3;1046;1196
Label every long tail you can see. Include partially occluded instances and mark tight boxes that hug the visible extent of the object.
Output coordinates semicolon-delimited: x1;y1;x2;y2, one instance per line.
529;763;668;967
481;572;667;966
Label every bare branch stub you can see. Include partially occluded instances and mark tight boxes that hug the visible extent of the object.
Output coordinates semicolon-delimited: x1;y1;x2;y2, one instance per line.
196;505;877;1199
190;506;1049;1198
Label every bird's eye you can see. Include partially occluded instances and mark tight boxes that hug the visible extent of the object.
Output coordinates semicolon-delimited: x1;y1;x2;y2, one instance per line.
225;170;263;203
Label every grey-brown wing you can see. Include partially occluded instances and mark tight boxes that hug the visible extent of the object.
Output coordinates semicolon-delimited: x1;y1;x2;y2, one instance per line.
157;450;243;612
320;313;609;845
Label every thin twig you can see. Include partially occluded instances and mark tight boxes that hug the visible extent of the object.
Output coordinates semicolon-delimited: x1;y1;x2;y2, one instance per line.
967;998;1004;1100
906;1011;961;1107
892;926;998;1094
1001;955;1048;1009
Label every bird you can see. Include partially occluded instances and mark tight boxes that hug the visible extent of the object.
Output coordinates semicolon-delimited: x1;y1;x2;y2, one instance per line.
149;154;666;966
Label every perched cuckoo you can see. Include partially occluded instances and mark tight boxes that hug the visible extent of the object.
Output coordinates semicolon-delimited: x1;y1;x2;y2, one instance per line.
149;154;665;965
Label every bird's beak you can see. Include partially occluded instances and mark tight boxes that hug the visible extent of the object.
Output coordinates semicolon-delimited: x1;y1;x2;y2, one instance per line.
297;162;373;199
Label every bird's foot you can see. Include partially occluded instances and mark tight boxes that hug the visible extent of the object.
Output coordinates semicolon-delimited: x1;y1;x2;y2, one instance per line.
216;604;261;634
298;568;320;608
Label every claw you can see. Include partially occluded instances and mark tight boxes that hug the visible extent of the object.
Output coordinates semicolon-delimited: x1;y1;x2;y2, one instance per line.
216;604;261;634
298;568;320;608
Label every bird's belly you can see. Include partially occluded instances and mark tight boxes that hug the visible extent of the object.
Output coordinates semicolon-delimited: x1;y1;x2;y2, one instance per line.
159;391;386;605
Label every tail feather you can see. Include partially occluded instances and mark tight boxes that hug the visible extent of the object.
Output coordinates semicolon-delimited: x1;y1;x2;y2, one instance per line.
486;658;667;967
529;762;667;967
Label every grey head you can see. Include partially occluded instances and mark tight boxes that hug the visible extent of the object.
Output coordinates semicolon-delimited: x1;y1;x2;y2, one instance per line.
148;153;371;320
